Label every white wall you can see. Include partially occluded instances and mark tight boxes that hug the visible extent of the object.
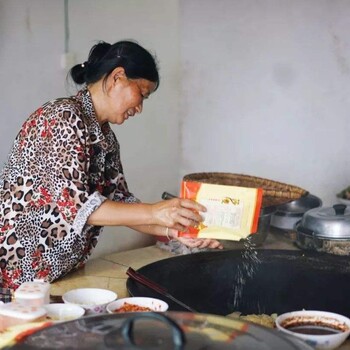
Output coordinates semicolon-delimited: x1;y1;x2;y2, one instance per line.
1;0;350;258
0;0;65;159
180;0;350;206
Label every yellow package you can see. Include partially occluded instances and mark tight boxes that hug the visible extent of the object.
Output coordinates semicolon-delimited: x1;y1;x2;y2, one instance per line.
179;181;263;241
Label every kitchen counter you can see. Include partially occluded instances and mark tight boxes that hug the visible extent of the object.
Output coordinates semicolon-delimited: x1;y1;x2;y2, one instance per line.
51;241;174;298
50;231;350;350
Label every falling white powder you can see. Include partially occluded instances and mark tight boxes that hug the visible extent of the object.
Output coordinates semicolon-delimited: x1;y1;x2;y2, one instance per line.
230;236;261;309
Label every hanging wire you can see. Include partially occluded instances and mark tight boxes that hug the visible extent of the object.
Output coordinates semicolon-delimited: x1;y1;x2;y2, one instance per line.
64;0;69;53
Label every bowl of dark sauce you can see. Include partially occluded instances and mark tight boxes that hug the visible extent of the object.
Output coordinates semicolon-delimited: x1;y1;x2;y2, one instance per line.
275;310;350;349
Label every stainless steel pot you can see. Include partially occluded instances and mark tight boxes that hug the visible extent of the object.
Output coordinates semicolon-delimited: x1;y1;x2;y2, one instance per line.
296;204;350;255
7;311;313;349
271;194;322;232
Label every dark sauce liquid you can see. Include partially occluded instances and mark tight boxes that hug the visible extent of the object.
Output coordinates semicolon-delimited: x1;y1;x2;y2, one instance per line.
287;325;342;335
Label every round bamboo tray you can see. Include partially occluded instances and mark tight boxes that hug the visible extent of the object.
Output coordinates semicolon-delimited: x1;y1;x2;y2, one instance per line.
183;172;308;208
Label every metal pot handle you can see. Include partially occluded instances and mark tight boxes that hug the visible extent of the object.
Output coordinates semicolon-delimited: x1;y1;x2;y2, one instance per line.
162;192;177;200
121;312;186;349
293;219;302;231
295;219;315;236
333;204;346;216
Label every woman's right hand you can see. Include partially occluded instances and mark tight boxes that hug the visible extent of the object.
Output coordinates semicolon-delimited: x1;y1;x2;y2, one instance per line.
151;198;206;231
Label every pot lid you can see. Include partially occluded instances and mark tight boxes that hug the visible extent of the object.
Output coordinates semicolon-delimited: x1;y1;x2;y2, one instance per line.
273;194;322;218
7;311;312;350
297;204;350;239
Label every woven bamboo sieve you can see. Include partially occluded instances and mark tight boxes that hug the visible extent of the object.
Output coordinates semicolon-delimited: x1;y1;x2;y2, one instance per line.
183;172;308;208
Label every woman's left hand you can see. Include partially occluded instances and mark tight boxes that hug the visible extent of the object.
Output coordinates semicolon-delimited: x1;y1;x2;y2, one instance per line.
168;228;223;249
177;236;224;249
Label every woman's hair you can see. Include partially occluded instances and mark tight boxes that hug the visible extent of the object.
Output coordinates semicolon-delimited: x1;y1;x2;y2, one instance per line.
70;40;159;89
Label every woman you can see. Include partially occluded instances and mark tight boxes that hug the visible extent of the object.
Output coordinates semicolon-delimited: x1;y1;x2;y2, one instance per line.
0;40;222;291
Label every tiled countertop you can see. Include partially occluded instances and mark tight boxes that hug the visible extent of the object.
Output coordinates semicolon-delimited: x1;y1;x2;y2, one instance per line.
51;242;174;298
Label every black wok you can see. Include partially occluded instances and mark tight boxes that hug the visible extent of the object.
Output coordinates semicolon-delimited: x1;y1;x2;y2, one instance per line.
127;249;350;317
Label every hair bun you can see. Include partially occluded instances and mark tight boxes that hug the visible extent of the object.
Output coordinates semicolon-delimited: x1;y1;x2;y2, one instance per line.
70;63;86;84
88;41;112;63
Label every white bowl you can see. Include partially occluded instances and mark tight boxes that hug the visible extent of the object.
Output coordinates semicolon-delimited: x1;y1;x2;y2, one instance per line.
62;288;117;315
43;303;85;322
275;310;350;350
106;297;168;314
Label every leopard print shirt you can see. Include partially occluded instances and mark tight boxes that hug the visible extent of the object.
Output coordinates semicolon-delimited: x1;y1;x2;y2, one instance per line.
0;88;139;289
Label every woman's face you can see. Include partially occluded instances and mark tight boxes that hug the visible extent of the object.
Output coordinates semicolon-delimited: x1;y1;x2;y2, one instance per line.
102;68;157;125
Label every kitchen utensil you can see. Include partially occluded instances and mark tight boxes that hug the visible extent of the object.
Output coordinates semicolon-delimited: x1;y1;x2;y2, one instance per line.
127;249;350;317
271;194;322;232
5;311;314;349
162;191;177;200
126;267;197;312
297;204;350;239
296;204;350;255
276;310;350;350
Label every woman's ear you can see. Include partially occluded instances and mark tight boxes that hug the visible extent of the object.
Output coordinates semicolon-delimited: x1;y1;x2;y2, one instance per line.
112;67;126;83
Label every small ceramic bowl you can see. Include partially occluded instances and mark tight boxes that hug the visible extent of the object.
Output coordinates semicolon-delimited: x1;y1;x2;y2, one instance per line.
62;288;117;315
106;297;168;314
275;310;350;350
43;303;85;322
